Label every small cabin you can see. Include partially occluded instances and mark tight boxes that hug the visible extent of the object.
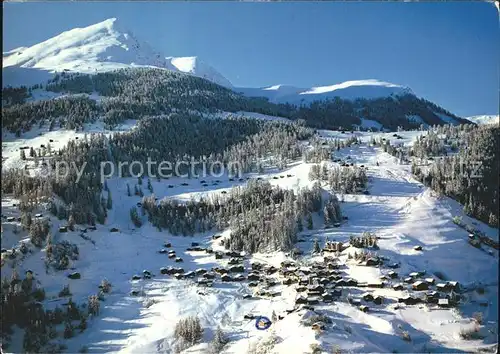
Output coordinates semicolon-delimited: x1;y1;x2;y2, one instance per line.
447;281;460;292
359;305;369;313
344;278;357;287
398;296;420;305
412;281;429;291
438;298;450;308
436;283;451;292
202;272;215;280
425;278;435;285
251;262;263;270
307;297;320;305
197;279;213;287
425;291;439;304
365;257;381;267
299;278;309;286
311;323;326;331
335;279;346;287
348;298;361;306
332;289;342;297
248;273;260;281
160;267;171;275
319;278;329;285
265;266;278;275
392;284;405;291
362;293;374;302
229;265;244;273
233;274;246;282
295;296;307;305
321;293;333;302
67;272;81;280
367;282;384;288
308;285;325;293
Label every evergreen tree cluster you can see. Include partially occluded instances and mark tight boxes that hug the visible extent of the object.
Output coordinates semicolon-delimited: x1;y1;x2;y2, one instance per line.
109;114;313;176
2;96;99;134
173;316;204;351
2;67;470;135
1;271;99;353
323;195;342;226
140;180;329;253
304;136;362;163
2;86;30;106
289;94;469;131
309;163;368;194
412;124;499;227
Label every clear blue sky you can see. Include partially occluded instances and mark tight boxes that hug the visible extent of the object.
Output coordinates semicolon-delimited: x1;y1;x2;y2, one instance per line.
3;1;499;117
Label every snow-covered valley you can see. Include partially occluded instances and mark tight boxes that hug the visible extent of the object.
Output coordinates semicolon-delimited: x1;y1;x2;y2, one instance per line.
1;126;498;353
2;12;498;354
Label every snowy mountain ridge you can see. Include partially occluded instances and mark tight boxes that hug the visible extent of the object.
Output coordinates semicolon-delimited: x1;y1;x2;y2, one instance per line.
3;18;175;73
2;18;232;88
466;115;499;125
237;79;413;104
167;56;233;88
4;18;412;102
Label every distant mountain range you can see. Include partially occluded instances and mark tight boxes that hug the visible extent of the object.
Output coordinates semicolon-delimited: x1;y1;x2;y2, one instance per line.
2;17;484;128
1;18;425;104
466;115;499;125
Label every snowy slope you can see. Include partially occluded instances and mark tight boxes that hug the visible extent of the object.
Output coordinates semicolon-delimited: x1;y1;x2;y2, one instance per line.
466;115;499;125
237;84;307;103
2;138;497;353
434;112;460;125
167;56;233;88
237;80;413;104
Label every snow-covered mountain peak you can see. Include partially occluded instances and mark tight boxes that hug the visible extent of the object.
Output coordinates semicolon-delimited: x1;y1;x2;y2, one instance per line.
3;17;175;76
466;115;499;125
166;56;233;88
2;18;235;88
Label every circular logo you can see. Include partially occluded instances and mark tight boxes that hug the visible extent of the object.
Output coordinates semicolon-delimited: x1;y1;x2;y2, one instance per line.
255;316;272;330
